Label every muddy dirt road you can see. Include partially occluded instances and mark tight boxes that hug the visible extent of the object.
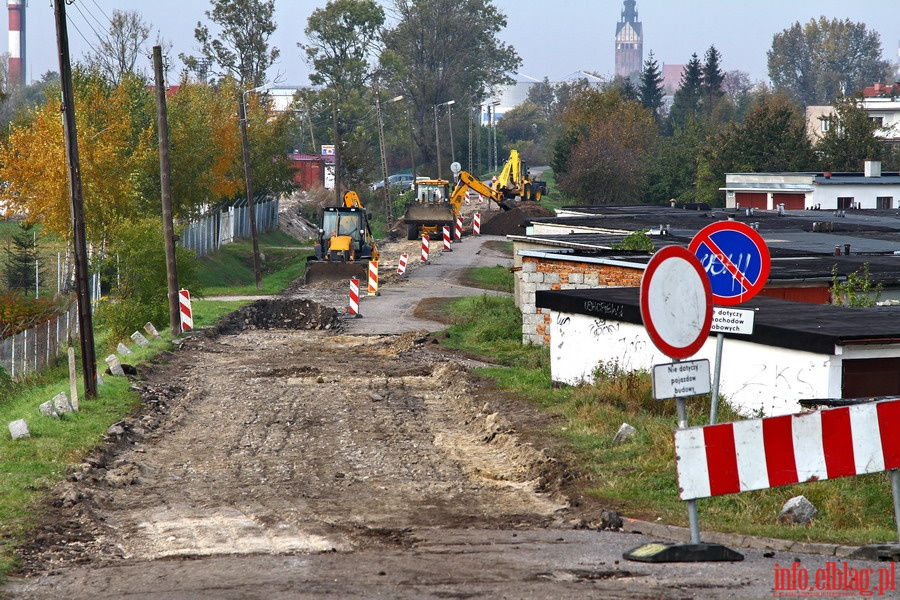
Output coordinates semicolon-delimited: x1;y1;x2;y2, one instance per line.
1;236;873;599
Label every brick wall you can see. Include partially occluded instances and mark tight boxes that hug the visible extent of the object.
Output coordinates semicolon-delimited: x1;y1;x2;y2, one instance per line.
520;256;643;345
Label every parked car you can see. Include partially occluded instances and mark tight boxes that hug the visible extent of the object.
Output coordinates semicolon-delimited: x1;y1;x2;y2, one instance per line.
371;173;414;191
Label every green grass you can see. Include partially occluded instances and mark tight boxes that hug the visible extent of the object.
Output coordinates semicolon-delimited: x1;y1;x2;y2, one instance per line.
460;265;514;293
194;231;312;296
438;294;900;547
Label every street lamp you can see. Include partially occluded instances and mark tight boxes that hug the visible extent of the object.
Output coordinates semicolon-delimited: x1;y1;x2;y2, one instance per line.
446;100;456;166
490;100;501;173
376;94;404;235
434;99;454;180
240;84;268;291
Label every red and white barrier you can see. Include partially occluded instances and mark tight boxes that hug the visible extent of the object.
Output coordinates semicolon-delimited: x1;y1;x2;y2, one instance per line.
455;215;463;241
675;398;900;500
473;212;481;235
179;289;193;331
465;195;470;205
478;194;483;204
442;225;452;250
348;277;360;317
420;236;429;262
397;253;408;276
367;260;379;295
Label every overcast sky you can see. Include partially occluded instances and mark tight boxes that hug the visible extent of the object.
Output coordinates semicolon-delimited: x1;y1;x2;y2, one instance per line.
6;0;900;88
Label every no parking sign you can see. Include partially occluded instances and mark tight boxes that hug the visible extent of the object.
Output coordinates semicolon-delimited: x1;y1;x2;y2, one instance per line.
688;222;770;306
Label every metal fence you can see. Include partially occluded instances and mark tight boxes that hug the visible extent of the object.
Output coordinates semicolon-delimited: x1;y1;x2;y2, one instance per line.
179;197;280;257
0;303;78;380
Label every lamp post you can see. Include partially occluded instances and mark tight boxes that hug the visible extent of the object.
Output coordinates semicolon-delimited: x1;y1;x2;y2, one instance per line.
376;93;404;235
490;100;501;173
240;84;268;291
434;99;454;180
445;99;456;166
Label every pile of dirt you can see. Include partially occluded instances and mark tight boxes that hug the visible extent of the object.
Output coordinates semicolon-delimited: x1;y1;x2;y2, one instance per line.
480;203;555;236
212;298;343;335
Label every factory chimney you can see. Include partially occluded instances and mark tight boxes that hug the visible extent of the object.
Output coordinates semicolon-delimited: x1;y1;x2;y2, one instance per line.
7;0;25;87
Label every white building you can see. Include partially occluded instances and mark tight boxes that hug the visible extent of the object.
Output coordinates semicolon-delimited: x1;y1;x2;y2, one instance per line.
722;161;900;210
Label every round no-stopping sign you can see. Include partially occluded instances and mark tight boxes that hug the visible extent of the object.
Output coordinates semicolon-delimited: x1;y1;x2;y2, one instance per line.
688;221;770;306
640;246;713;360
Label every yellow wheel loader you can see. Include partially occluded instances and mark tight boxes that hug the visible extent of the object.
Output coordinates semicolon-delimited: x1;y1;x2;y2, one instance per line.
304;191;380;285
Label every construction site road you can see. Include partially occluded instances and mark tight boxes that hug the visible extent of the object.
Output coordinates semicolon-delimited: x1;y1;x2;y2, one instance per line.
1;234;882;599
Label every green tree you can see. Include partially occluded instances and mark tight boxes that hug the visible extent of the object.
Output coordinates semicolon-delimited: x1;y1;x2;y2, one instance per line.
301;0;385;192
695;91;815;205
767;17;891;106
668;54;703;129
644;120;706;204
3;224;40;294
381;0;521;170
84;9;152;85
526;77;556;119
638;50;664;116
496;101;548;164
814;95;887;171
182;0;279;87
701;45;725;110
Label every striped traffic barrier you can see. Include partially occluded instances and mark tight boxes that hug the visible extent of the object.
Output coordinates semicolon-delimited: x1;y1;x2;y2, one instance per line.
473;212;481;235
455;215;463;241
420;236;429;262
442;225;452;251
397;253;408;276
348;277;361;317
676;397;900;501
179;289;193;331
367;260;379;295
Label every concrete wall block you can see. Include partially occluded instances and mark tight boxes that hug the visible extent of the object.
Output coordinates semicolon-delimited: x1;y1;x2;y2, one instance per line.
522;260;537;273
543;273;560;284
584;273;600;286
568;272;585;284
522;303;536;315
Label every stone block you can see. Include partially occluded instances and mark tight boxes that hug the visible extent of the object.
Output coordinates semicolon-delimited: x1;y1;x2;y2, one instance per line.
52;392;74;414
612;422;637;445
144;322;161;338
9;419;30;440
117;342;133;356
106;355;126;377
130;331;150;347
39;401;58;418
777;495;818;525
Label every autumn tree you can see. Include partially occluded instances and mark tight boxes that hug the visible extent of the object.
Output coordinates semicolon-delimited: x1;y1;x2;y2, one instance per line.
554;88;658;205
381;0;520;171
84;9;152;85
182;0;279;87
814;95;887;171
767;17;891;106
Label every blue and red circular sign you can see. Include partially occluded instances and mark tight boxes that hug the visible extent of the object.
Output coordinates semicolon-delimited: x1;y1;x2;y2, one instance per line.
640;246;713;360
688;221;771;306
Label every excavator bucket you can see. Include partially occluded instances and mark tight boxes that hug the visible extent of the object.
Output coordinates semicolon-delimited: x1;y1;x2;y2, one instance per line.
303;258;369;286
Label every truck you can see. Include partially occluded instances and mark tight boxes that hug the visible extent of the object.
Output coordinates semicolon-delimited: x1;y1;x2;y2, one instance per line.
403;172;513;241
304;191;379;284
493;149;548;202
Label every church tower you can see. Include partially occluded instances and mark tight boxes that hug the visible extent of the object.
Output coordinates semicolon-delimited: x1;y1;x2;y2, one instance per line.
615;0;642;78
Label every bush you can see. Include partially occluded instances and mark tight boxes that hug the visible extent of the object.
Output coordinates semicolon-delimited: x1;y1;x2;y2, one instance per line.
94;218;198;343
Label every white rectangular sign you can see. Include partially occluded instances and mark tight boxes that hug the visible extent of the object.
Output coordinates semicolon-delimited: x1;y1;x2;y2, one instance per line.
652;359;711;400
711;307;755;335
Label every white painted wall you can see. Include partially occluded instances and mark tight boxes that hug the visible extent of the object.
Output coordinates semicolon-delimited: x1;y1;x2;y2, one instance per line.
549;311;836;417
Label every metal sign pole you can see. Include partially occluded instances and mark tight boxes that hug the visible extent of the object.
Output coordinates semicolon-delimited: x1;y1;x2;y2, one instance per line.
675;394;701;545
709;333;725;424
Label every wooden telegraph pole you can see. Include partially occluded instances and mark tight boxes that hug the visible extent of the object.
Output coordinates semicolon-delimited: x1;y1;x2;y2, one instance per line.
54;0;97;398
153;46;181;336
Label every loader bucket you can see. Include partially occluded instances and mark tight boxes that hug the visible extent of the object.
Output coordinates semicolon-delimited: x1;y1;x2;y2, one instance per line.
303;258;369;286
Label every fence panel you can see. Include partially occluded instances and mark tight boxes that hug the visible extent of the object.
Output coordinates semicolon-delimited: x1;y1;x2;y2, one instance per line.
179;197;279;257
0;304;77;381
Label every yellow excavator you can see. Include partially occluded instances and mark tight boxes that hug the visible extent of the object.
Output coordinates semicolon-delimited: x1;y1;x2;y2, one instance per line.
403;172;512;240
493;149;548;202
304;191;380;284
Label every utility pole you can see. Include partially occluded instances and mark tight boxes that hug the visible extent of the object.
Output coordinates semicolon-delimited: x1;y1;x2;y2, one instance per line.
153;46;180;336
54;0;97;398
239;91;263;291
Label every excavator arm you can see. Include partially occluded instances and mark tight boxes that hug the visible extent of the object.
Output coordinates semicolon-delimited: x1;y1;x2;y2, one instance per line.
453;171;512;211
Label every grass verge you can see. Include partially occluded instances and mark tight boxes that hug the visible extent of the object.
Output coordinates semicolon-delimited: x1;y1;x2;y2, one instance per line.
439;293;899;547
